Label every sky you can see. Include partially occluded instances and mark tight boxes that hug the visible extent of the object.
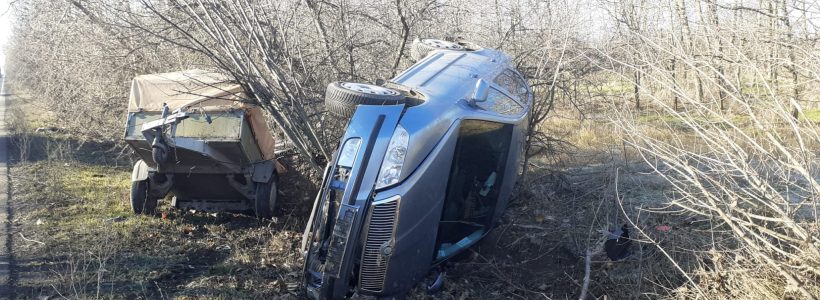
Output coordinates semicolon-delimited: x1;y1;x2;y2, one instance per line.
0;0;11;71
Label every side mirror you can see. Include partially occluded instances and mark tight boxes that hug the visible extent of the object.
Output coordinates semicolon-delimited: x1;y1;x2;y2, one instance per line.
471;79;489;104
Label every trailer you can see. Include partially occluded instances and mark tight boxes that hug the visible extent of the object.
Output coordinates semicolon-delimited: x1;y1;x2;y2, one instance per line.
124;70;279;218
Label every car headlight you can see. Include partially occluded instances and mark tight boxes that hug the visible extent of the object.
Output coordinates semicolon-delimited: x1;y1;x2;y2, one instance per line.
375;125;408;189
337;138;362;168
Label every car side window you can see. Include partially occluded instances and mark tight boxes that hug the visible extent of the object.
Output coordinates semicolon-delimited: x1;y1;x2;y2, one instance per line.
493;69;530;103
477;88;524;116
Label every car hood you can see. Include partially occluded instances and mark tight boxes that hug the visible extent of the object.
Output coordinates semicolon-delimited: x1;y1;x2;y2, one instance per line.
388;49;526;186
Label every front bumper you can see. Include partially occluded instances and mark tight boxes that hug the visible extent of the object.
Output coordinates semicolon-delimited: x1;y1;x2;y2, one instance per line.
304;110;463;299
355;121;460;297
302;105;405;299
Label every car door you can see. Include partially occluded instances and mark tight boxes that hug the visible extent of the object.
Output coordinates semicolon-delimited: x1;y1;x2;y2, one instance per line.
433;71;530;262
433;118;515;262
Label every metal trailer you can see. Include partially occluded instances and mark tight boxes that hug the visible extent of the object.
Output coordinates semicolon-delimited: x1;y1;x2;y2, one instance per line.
124;70;279;218
302;39;533;298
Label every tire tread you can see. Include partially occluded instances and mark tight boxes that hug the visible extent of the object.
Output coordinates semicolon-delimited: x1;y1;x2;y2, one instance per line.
324;82;405;118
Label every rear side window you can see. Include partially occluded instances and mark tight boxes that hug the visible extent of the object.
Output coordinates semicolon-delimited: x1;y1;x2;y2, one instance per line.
493;69;529;103
477;88;524;116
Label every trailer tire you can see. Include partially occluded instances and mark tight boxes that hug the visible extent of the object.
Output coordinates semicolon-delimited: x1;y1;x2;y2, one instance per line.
325;82;405;119
254;172;279;219
410;38;467;61
131;180;158;215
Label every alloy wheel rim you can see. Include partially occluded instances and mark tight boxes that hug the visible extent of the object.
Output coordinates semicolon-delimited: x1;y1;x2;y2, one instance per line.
422;39;464;50
340;82;400;96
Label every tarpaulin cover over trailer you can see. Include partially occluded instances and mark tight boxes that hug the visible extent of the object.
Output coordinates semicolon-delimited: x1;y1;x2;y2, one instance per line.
127;69;276;160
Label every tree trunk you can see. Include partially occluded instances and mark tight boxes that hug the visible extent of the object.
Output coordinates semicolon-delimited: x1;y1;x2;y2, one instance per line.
780;0;800;120
707;0;727;111
391;0;411;77
634;70;641;110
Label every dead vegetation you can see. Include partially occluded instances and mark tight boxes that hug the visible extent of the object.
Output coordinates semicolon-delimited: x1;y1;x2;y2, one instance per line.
2;0;819;299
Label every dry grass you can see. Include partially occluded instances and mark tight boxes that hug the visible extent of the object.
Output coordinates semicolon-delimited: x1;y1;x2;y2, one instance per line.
5;86;311;299
6;77;817;299
11;160;309;299
7;85;695;299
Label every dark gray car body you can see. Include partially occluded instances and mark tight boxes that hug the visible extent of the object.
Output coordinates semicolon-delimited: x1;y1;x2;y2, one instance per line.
303;46;532;298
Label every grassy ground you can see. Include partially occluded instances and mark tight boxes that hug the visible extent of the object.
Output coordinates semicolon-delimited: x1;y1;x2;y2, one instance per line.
7;89;312;299
804;108;820;123
12;159;308;299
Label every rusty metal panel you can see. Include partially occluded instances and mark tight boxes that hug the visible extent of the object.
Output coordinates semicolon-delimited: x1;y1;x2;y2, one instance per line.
125;111;242;140
125;111;267;172
125;112;164;139
177;113;242;138
240;118;263;162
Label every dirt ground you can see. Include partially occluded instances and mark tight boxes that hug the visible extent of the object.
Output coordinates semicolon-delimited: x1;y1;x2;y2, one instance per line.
11;161;690;300
5;89;705;299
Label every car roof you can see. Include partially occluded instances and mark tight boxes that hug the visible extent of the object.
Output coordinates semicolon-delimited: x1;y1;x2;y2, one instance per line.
392;48;523;105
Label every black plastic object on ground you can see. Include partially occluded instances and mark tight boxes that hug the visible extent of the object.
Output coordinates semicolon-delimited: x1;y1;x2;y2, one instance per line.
605;224;631;261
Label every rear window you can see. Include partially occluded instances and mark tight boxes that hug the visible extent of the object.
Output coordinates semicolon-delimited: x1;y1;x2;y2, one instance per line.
477;88;524;116
493;69;530;103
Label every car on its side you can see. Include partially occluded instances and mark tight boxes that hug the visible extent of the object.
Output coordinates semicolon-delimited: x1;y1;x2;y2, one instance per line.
302;38;532;299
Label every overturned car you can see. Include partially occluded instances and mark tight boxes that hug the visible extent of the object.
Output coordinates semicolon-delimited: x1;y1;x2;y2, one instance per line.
124;70;279;218
302;39;532;298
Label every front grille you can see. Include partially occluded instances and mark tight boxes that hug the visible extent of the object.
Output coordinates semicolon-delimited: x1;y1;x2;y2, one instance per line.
359;198;399;292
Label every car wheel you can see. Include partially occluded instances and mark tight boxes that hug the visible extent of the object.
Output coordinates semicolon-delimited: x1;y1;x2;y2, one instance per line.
324;82;405;119
254;172;278;219
410;38;467;61
130;180;158;215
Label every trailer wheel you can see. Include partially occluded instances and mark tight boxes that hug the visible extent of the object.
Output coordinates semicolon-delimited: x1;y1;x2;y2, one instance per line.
131;180;158;215
325;82;405;119
254;172;279;219
410;38;467;61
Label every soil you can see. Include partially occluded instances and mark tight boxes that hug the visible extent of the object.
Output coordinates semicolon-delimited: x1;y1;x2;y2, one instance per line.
7;139;699;300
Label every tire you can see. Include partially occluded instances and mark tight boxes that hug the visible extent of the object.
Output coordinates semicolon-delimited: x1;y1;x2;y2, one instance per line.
254;172;279;219
325;82;405;119
410;38;466;61
130;180;158;215
151;145;167;166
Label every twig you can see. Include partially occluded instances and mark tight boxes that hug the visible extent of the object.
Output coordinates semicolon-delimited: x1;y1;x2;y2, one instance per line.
513;224;550;230
20;232;45;245
50;283;69;300
578;249;591;300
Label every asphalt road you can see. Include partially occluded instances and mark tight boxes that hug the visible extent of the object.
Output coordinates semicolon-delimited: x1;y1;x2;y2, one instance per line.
0;76;11;299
